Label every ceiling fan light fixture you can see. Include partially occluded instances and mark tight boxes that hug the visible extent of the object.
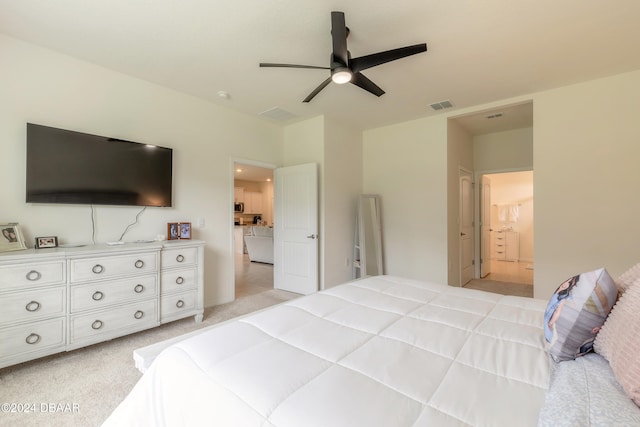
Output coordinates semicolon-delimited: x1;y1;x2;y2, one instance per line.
331;67;352;84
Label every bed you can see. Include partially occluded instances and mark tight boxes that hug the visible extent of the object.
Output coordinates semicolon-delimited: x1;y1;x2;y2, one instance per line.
103;275;640;426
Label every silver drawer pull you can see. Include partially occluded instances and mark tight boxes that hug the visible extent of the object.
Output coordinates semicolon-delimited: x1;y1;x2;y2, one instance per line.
92;264;104;274
92;291;104;301
25;333;41;345
175;276;184;285
134;260;144;269
134;284;144;293
176;254;185;262
176;300;185;308
25;301;41;312
25;270;42;281
134;310;144;319
91;320;103;330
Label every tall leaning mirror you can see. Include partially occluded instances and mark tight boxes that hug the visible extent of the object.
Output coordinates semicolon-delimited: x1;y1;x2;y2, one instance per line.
354;194;383;278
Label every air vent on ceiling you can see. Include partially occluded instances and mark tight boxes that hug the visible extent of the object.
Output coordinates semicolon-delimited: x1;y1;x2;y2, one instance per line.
486;113;503;119
259;107;298;122
430;100;454;111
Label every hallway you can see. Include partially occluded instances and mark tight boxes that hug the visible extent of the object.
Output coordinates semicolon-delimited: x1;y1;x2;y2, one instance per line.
235;253;274;298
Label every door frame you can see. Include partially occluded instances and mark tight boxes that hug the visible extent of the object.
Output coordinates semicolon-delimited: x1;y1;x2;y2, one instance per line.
230;158;277;301
480;175;492;278
473;167;533;280
459;167;474;286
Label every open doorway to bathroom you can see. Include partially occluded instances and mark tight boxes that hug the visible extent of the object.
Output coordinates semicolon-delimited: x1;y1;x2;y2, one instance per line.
473;170;533;296
233;162;275;298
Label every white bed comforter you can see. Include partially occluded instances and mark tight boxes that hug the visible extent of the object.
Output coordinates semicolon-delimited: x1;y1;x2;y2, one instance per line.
104;275;550;426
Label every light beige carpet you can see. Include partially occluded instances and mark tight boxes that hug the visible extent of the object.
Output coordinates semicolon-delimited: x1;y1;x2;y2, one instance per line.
0;289;298;427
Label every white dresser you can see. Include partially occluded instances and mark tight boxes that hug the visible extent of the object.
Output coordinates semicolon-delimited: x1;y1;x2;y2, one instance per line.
0;240;204;369
492;230;519;261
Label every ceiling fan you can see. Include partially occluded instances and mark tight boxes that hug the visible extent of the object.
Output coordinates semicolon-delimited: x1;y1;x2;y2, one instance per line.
259;11;427;103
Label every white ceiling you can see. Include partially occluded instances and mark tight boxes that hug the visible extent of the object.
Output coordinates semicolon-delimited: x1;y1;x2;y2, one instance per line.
1;1;639;132
234;164;273;183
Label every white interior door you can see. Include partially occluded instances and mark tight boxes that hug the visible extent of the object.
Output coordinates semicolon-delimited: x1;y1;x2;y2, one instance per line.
274;163;318;294
459;169;474;286
480;175;492;278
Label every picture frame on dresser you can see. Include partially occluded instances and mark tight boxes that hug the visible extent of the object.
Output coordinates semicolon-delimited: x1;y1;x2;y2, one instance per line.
168;222;179;240
0;223;27;252
167;222;191;240
179;222;191;239
35;236;58;249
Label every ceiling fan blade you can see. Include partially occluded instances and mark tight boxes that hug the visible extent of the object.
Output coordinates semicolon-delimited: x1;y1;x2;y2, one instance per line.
303;77;332;103
260;63;330;70
331;11;349;66
350;72;385;97
350;43;427;73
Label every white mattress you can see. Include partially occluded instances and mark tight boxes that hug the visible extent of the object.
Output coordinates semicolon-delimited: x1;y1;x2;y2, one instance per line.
103;275;550;426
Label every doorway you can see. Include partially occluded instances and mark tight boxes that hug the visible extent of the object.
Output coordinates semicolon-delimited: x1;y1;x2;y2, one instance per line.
233;161;275;298
475;170;534;292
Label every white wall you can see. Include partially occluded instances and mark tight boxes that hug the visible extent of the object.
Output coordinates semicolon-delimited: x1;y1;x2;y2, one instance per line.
282;116;363;289
323;118;363;288
474;127;534;172
6;34;639;305
0;34;283;307
282;116;325;287
363;117;448;284
364;69;640;300
533;70;640;298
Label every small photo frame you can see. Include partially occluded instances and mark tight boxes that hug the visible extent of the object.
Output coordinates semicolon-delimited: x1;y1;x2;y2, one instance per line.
179;222;192;239
1;223;27;252
35;236;58;249
168;223;179;240
167;222;192;240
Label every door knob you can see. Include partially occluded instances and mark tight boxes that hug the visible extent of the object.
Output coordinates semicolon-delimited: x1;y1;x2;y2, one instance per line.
306;234;318;239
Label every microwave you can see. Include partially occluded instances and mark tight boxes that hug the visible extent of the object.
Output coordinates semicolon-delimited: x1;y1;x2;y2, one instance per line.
234;202;244;213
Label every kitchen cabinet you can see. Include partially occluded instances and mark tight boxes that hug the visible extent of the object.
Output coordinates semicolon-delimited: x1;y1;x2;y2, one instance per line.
234;187;244;203
244;191;263;214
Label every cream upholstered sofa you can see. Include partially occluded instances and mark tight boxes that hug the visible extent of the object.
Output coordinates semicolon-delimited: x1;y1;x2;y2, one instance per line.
244;226;273;264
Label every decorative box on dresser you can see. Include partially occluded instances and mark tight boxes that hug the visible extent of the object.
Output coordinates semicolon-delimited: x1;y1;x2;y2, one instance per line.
0;240;204;369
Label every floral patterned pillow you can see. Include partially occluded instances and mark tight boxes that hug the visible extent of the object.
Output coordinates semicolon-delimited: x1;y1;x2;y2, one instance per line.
544;268;618;362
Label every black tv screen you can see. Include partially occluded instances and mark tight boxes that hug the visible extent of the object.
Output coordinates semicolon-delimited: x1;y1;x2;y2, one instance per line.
26;123;173;207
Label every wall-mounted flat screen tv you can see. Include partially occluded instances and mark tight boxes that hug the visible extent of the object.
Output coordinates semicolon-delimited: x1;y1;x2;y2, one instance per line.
26;123;173;207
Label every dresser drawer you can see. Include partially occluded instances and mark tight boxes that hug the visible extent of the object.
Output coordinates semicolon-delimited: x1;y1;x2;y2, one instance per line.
69;252;158;283
70;275;158;313
161;268;196;294
0;317;66;360
0;261;65;292
162;247;198;269
69;299;157;344
0;287;66;324
161;290;197;321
